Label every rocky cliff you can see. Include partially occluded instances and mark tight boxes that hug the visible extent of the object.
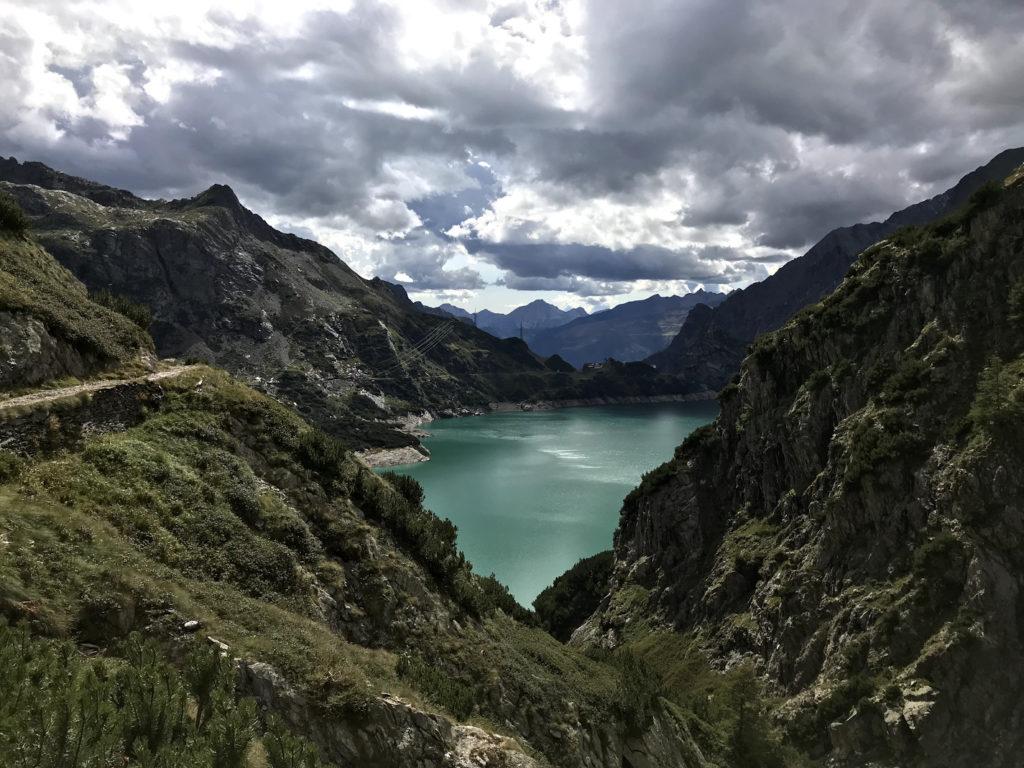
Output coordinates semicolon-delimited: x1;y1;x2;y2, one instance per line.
580;167;1024;765
0;210;151;389
647;148;1024;396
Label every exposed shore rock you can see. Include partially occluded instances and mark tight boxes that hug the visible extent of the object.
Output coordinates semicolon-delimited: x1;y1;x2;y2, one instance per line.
357;444;431;468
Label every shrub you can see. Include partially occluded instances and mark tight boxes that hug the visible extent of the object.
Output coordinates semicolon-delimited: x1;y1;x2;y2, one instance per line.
380;471;424;506
969;357;1024;440
298;429;346;474
1009;279;1024;326
91;289;153;330
0;192;27;236
843;408;927;489
0;450;23;484
0;623;321;768
533;550;613;641
610;650;660;735
265;715;325;768
478;573;534;624
396;652;476;720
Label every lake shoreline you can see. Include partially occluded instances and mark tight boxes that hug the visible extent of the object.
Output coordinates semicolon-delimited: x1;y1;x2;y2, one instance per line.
487;391;715;411
357;393;717;468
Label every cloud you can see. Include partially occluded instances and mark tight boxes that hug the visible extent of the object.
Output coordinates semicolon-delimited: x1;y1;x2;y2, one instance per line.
0;0;1021;306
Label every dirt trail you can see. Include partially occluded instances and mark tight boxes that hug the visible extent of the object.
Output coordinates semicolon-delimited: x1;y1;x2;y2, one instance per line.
0;365;200;411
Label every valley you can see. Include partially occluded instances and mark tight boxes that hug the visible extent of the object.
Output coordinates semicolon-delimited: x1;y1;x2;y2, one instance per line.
3;151;1024;768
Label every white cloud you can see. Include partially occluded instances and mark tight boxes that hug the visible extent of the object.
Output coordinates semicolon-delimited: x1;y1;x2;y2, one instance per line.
0;0;1021;309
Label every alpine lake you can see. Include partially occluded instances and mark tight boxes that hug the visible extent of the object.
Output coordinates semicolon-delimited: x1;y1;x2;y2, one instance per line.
381;402;717;605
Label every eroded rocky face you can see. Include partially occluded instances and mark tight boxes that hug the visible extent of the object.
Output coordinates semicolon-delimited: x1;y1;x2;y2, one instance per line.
584;176;1024;765
647;148;1024;396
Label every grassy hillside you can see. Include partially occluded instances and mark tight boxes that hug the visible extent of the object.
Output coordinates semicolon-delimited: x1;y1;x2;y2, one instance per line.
0;364;804;766
0;193;151;390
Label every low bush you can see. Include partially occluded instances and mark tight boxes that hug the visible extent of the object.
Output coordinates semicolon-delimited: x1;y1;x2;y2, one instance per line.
0;192;27;236
533;550;613;641
396;652;476;720
380;471;424;506
0;623;323;767
969;356;1024;441
91;289;153;330
842;408;927;489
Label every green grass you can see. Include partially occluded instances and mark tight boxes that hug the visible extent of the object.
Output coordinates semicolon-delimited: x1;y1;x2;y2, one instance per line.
2;368;734;764
0;232;152;375
0;621;328;768
0;191;27;236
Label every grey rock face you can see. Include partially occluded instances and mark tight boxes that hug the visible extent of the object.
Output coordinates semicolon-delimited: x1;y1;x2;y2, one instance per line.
587;177;1024;765
0;311;96;388
648;148;1024;395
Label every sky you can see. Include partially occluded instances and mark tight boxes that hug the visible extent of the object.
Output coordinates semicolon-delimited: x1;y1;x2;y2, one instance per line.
1;1;1022;312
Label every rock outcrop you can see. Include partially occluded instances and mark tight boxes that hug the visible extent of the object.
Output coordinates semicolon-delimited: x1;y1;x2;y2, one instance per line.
647;147;1024;396
584;169;1024;765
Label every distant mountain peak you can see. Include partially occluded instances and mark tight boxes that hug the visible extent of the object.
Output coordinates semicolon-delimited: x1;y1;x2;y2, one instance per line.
191;183;243;209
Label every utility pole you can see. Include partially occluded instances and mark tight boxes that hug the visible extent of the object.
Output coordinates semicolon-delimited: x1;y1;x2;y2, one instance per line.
519;320;524;340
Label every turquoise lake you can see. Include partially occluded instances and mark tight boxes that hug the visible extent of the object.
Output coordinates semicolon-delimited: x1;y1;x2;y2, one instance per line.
384;402;717;605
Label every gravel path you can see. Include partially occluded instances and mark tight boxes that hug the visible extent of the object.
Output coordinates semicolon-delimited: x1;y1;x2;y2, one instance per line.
0;365;199;411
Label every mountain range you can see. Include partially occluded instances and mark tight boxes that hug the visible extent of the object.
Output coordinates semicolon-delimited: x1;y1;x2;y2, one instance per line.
3;149;1024;768
647;147;1024;394
529;290;725;368
431;299;589;339
0;167;789;768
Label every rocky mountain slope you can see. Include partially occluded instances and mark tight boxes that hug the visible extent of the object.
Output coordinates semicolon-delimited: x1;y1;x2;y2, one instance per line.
0;158;682;450
0;216;800;767
0;191;151;389
577;165;1024;765
647;148;1024;395
531;291;725;368
468;300;588;340
422;299;589;343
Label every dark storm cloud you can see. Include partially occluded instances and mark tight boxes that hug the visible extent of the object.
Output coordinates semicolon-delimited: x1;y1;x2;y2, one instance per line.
498;274;626;296
469;240;745;283
1;0;1022;297
375;230;487;291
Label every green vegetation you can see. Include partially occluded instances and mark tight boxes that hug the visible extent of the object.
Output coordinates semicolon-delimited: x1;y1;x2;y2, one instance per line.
0;191;28;236
91;288;153;330
969;356;1024;442
720;519;780;576
622;632;804;767
379;470;425;505
0;231;151;374
0;622;325;768
533;550;613;641
396;652;476;720
842;406;927;489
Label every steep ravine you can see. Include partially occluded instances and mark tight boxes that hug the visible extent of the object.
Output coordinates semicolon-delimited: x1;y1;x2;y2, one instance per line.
579;170;1024;766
